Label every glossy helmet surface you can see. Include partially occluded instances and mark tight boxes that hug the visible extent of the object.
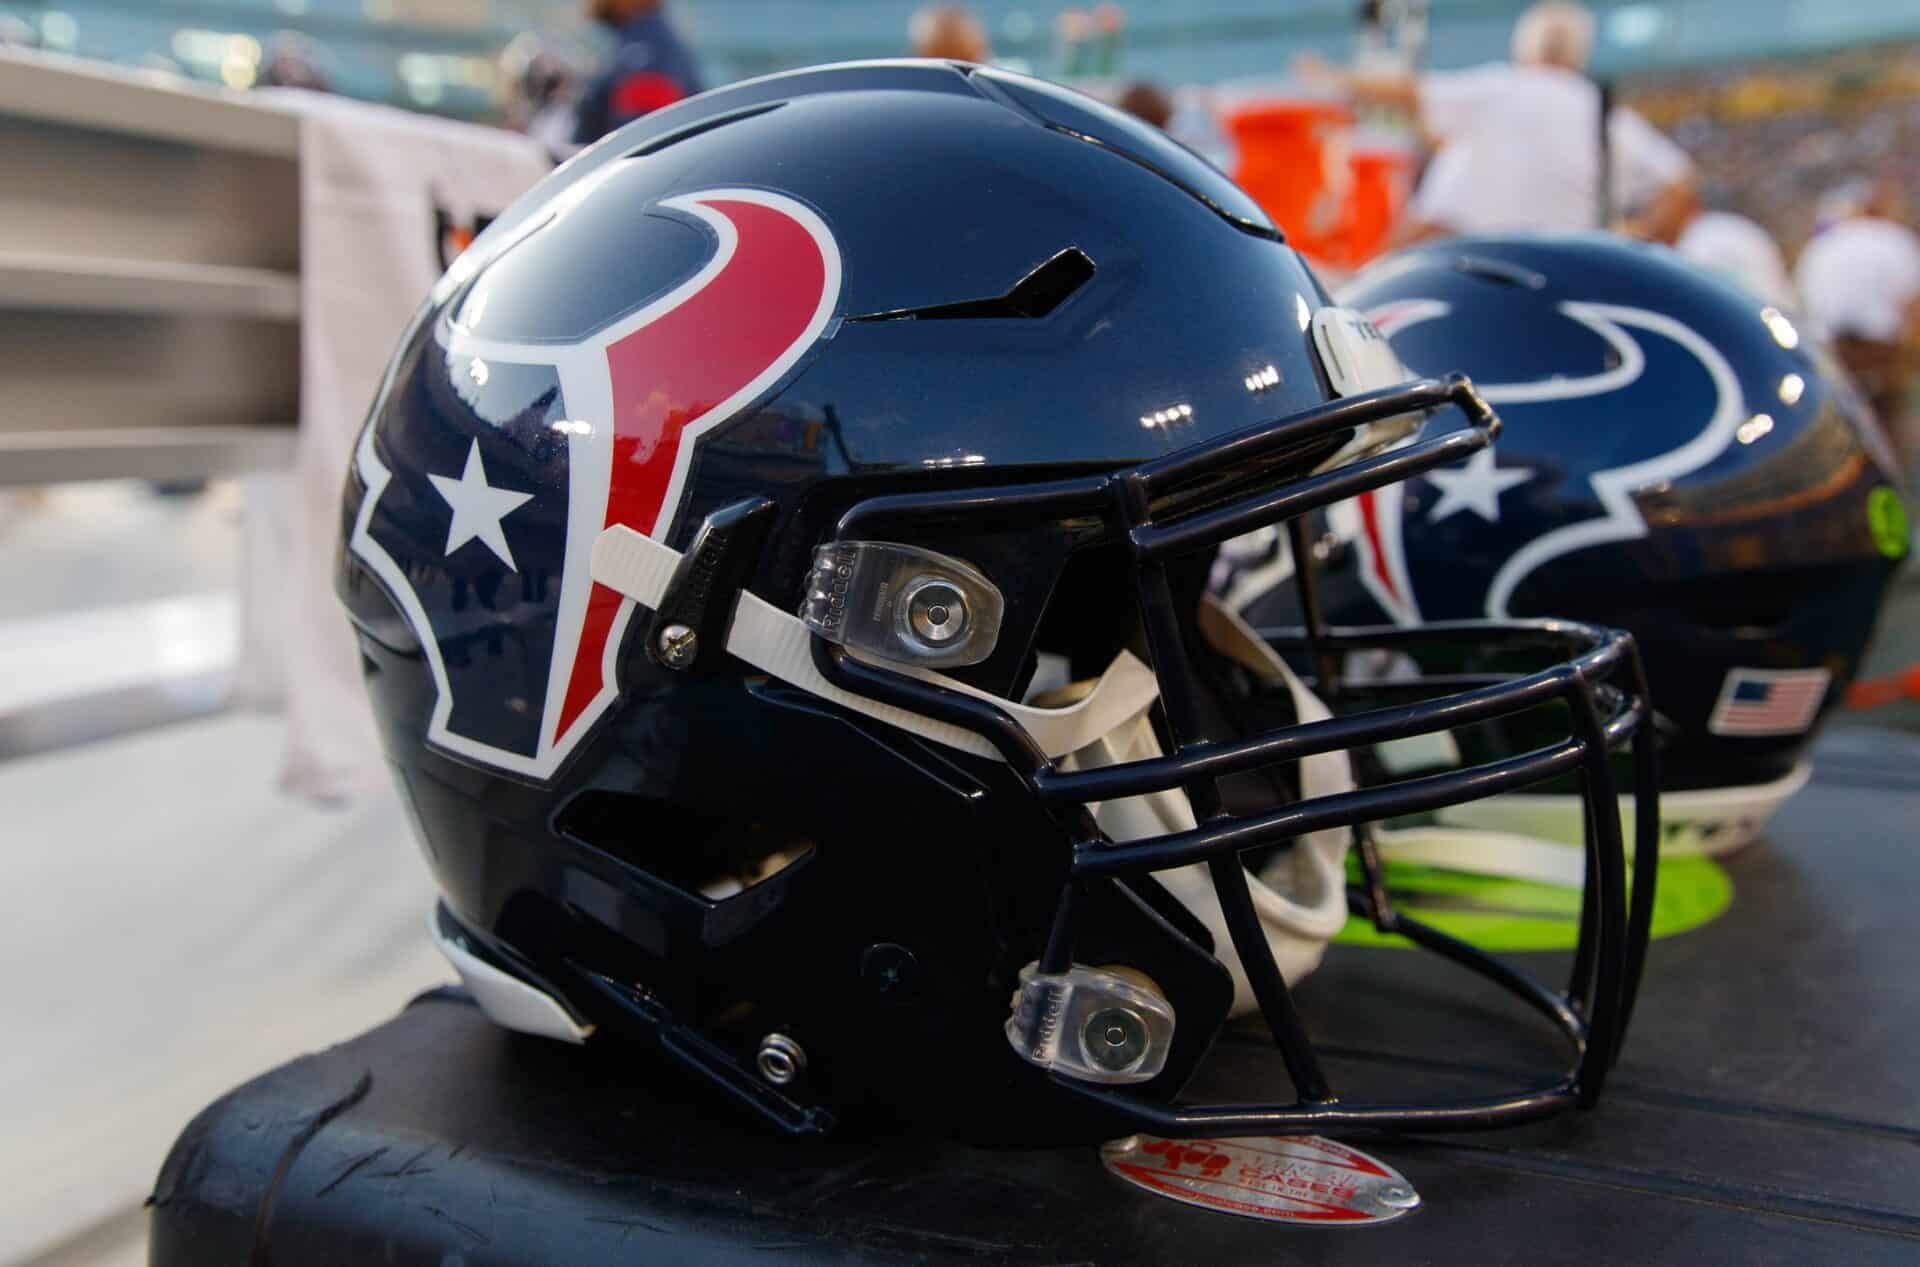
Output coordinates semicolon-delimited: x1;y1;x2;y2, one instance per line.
338;63;1658;1143
1231;235;1905;855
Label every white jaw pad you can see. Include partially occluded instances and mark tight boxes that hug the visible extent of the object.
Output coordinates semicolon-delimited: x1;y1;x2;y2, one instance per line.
590;524;1159;762
431;910;592;1044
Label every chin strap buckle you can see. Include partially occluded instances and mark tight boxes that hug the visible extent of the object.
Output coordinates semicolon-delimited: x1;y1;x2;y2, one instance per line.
645;496;779;674
1006;962;1175;1085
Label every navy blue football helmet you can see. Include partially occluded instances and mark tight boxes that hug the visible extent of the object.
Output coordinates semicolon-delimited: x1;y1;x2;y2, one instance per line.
1230;235;1905;856
338;63;1660;1143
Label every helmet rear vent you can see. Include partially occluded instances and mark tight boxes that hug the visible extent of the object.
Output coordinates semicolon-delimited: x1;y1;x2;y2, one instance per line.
622;101;786;159
849;248;1094;322
1452;255;1547;289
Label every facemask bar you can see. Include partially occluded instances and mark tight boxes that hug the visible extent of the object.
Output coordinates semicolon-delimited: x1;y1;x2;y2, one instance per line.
810;375;1660;1137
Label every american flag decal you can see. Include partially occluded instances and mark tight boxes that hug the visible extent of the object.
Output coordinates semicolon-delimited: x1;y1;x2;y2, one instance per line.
1708;668;1831;737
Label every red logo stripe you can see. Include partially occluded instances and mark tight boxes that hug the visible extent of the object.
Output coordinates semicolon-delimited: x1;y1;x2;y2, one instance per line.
553;197;830;744
1356;489;1403;607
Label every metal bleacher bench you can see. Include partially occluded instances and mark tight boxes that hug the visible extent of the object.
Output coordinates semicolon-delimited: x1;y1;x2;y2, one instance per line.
0;47;300;487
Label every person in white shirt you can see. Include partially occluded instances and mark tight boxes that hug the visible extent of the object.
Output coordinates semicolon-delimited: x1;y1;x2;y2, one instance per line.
1664;198;1796;310
1398;140;1469;241
1796;182;1920;346
1298;2;1695;243
1795;179;1920;471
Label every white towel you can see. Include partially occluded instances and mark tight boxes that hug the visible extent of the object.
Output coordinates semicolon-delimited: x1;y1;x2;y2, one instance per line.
238;90;551;801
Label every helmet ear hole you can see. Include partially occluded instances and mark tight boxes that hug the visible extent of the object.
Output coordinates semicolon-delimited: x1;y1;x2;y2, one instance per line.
555;791;815;943
1031;543;1137;682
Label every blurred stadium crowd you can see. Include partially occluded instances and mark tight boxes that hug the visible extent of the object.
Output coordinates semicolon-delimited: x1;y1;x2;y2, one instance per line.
2;0;1915;458
1633;44;1920;255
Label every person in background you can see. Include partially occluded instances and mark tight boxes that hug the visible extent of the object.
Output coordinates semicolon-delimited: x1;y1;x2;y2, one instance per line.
1056;4;1127;79
0;14;39;47
258;31;331;92
910;5;991;64
1796;178;1920;474
1117;80;1173;130
1296;1;1695;242
501;36;581;161
573;0;703;145
1659;187;1797;310
1390;141;1469;247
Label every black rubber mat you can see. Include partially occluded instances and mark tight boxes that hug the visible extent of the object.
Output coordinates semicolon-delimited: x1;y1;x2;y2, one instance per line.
148;727;1920;1265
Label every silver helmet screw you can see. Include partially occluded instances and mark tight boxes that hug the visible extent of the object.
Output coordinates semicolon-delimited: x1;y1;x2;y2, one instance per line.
1081;1006;1150;1075
1377;1182;1420;1210
902;577;970;648
656;622;698;669
756;1032;806;1085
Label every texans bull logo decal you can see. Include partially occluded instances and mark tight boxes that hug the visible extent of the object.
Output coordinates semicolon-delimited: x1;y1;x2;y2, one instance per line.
351;189;843;778
1312;296;1742;625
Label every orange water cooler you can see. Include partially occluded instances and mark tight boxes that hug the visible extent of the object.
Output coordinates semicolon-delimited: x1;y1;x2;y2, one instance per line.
1343;139;1416;267
1221;96;1414;272
1221;96;1353;263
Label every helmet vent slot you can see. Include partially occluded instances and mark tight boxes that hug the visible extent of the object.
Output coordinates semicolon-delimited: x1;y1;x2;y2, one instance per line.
847;248;1094;322
555;791;815;943
621;101;787;159
1452;255;1547;289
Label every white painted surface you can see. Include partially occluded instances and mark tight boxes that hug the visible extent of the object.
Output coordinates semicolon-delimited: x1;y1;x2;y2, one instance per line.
0;593;235;716
0;483;237;624
0;713;447;1264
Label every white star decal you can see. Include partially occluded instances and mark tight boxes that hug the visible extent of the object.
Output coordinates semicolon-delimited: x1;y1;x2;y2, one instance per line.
427;438;535;571
1424;446;1532;524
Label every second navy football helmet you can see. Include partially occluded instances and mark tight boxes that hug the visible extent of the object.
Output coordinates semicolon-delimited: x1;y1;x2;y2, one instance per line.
1231;234;1904;856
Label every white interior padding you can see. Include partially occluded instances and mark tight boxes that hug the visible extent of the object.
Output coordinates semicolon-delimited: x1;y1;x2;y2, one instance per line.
1064;599;1356;1017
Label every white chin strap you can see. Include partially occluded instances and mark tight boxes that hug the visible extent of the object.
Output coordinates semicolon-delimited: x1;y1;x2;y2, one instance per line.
594;526;1353;1016
1063;599;1354;1017
592;525;1160;762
